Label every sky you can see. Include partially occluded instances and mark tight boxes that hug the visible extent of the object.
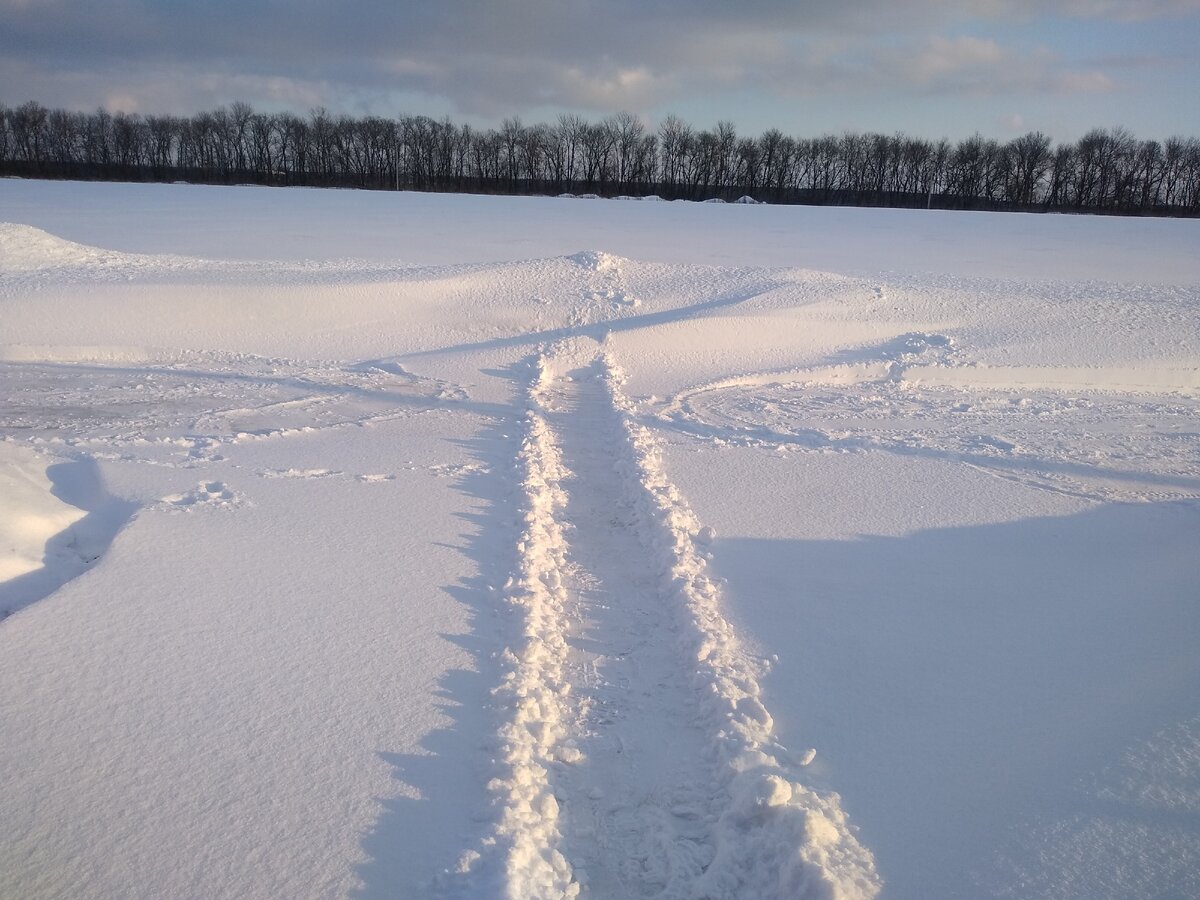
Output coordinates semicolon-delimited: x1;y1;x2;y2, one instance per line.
2;0;1199;142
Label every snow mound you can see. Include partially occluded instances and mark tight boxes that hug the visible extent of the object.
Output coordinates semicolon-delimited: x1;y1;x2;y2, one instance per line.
0;443;85;583
0;223;116;270
734;196;761;205
0;445;135;619
0;222;191;278
0;223;171;274
882;331;955;360
568;250;623;274
568;251;641;309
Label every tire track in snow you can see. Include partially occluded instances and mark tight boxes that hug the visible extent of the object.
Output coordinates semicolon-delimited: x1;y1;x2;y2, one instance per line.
461;346;879;899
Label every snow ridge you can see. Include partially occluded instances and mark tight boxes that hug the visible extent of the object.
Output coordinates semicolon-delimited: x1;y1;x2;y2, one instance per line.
599;355;881;899
465;359;579;899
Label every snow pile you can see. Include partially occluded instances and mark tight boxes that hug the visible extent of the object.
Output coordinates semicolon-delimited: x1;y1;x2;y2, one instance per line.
0;222;167;275
569;250;640;308
0;223;111;270
567;250;620;274
600;356;881;899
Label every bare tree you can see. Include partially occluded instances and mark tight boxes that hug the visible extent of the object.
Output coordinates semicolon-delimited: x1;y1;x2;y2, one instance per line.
1;96;1194;215
0;104;10;164
1004;131;1052;206
657;114;691;190
10;101;48;163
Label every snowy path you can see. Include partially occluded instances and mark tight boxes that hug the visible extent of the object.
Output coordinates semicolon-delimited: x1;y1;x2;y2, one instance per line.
543;360;719;897
465;348;879;899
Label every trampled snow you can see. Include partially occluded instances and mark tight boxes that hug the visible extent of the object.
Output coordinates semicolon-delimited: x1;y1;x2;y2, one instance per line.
1;179;1198;899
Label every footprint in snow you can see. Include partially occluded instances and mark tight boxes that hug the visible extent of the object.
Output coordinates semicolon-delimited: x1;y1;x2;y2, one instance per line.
160;481;245;510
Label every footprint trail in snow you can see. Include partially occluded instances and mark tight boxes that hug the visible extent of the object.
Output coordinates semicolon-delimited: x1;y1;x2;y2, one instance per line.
462;347;879;899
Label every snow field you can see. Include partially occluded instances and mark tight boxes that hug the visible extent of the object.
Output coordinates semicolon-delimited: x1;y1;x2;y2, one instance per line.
4;180;1198;284
1;181;1198;899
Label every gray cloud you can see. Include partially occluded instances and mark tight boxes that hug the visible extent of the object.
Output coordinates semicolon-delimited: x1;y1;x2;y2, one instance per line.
0;0;1193;119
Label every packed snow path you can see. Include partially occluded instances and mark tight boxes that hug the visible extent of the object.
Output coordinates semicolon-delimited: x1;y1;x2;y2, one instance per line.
465;348;879;899
542;358;721;897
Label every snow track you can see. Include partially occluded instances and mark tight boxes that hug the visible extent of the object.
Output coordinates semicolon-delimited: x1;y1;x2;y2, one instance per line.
465;347;879;899
471;398;577;898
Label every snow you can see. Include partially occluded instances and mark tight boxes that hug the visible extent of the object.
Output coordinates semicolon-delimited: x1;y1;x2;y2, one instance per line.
0;442;87;586
1;178;1198;899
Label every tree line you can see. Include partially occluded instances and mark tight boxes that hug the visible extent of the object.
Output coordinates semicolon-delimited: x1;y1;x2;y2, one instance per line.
2;99;1198;215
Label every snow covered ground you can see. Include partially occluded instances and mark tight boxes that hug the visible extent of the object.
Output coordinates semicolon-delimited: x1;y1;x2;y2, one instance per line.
1;179;1198;899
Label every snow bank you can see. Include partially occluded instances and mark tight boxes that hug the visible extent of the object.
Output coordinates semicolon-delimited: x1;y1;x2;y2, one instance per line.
0;222;183;277
0;443;136;619
0;443;85;582
0;222;122;270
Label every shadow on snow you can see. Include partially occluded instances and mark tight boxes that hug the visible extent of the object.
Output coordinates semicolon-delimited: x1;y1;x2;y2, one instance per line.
709;500;1200;899
0;456;137;620
352;362;535;898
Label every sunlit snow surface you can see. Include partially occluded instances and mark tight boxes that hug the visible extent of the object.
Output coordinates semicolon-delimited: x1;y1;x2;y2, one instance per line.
1;181;1198;899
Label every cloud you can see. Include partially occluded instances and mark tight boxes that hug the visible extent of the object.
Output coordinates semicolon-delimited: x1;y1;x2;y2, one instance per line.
0;57;335;117
903;35;1009;86
0;0;1186;121
371;53;679;118
861;35;1120;97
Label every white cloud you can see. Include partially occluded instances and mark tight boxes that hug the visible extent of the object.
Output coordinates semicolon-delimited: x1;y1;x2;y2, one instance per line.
861;35;1121;98
1053;70;1117;92
904;36;1009;85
